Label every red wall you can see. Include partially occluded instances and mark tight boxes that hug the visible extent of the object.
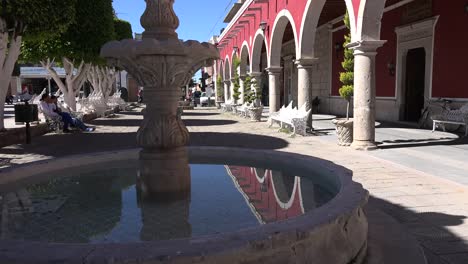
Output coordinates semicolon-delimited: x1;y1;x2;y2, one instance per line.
432;0;468;98
332;28;346;96
375;6;401;97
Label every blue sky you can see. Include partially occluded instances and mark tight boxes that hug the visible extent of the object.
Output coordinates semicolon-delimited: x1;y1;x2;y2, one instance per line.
113;0;231;42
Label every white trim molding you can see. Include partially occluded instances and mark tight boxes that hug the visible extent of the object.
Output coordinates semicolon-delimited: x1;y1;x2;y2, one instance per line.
395;16;439;119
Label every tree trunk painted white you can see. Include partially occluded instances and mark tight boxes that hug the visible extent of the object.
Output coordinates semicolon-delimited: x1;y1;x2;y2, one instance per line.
88;66;115;104
0;18;23;130
41;58;91;111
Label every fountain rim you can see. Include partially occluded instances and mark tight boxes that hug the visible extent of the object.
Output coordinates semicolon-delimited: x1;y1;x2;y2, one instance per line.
0;147;368;262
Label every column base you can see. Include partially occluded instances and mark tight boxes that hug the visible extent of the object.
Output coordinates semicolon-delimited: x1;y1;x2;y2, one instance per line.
351;140;378;151
138;147;191;201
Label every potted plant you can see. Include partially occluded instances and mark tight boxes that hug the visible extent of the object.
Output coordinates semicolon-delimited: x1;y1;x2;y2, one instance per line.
332;12;354;146
215;75;224;109
247;77;263;122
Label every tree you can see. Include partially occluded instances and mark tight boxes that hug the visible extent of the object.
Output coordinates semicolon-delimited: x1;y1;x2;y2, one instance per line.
22;0;117;111
232;58;241;104
87;65;115;102
113;18;133;40
216;75;224;101
0;0;76;130
339;12;354;120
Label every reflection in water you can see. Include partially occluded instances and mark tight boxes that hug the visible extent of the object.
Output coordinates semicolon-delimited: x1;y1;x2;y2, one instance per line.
0;163;335;243
225;166;334;224
138;147;191;200
136;178;192;241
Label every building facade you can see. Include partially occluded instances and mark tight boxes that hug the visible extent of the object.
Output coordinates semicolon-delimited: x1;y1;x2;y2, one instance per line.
210;0;468;149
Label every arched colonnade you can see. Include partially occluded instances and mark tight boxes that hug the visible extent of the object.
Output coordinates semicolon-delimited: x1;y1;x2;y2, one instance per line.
215;0;388;150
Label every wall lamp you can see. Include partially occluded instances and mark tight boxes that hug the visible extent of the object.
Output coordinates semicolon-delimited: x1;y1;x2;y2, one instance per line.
334;42;342;58
259;21;267;32
233;46;239;53
387;62;396;76
334;42;342;52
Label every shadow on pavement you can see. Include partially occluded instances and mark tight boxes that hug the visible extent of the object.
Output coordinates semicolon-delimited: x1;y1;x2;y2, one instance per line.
90;119;143;127
369;196;468;264
190;132;288;150
0;132;138;158
183;119;238;127
182;112;220;117
377;136;468;149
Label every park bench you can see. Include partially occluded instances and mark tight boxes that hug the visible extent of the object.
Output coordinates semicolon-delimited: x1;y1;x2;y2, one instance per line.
237;103;250;118
221;100;233;112
432;103;468;136
269;101;311;136
37;104;63;133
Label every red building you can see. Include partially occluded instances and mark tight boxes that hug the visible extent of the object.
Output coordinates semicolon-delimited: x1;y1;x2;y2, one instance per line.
210;0;468;149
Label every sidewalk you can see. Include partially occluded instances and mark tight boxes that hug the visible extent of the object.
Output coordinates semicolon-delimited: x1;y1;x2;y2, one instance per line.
1;107;467;263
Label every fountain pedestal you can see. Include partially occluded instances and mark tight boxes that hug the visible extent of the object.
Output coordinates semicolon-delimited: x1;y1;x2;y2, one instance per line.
101;0;219;199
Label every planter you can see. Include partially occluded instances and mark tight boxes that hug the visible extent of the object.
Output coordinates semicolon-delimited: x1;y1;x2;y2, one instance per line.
248;107;263;122
332;118;353;146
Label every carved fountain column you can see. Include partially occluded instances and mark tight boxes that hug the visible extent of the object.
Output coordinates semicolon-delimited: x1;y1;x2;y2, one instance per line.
101;0;219;199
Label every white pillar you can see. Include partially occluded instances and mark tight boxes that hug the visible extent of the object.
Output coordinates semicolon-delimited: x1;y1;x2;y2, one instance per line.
230;78;236;103
223;80;230;102
296;58;318;128
348;40;386;150
266;67;282;113
213;62;218;100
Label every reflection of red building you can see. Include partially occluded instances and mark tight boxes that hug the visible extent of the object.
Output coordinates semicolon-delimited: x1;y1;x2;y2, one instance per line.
226;166;311;224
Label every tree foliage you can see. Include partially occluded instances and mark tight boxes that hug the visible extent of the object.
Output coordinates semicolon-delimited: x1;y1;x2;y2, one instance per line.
216;75;224;100
339;12;354;119
20;0;116;64
0;0;76;41
114;18;133;40
232;57;241;103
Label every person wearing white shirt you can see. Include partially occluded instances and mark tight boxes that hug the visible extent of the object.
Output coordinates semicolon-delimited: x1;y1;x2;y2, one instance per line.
40;94;94;133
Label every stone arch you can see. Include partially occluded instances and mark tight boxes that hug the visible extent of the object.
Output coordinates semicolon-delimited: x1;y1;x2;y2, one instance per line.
231;50;239;78
270;171;299;210
224;56;231;80
351;0;387;42
240;41;250;76
218;60;224;77
269;10;299;67
298;0;326;59
251;29;269;73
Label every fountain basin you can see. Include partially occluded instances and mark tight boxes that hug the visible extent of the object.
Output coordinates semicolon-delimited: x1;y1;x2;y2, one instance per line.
0;147;368;264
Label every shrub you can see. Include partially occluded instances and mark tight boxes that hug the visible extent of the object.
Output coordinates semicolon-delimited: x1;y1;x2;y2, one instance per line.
339;12;354;120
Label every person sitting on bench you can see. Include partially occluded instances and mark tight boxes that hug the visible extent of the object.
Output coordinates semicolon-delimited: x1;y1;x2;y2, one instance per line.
40;94;95;133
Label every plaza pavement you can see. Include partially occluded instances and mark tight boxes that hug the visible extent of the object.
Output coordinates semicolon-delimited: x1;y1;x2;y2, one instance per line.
1;105;468;264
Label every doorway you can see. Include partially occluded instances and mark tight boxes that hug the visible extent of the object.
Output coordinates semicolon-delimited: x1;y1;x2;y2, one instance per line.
403;48;426;122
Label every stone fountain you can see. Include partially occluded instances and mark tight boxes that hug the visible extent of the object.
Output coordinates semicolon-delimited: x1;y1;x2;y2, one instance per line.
101;0;219;199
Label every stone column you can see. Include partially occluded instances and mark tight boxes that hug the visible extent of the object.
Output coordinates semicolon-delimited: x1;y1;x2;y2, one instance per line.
266;67;282;113
348;40;386;150
296;58;318;128
224;80;230;102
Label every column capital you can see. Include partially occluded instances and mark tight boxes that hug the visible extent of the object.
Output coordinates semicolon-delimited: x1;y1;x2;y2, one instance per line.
266;66;282;75
295;58;319;68
347;40;387;55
